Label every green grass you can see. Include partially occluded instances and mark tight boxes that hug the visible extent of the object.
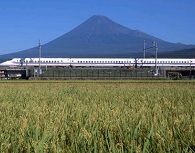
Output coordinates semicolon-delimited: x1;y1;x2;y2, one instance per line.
0;80;195;152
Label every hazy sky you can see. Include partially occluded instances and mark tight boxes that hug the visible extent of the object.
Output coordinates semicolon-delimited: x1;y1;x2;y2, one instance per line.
0;0;195;55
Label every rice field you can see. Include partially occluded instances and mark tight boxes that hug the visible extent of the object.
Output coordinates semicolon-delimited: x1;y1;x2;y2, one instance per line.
0;80;195;152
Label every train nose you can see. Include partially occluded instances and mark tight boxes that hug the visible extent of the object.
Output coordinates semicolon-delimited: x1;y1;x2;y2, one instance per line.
0;62;7;66
0;61;13;67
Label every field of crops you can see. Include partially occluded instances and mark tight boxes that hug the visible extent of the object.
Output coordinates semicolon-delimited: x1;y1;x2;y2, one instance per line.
0;80;195;152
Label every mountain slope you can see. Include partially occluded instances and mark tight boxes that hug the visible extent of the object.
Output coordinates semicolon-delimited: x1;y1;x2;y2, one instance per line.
1;15;195;59
158;48;195;58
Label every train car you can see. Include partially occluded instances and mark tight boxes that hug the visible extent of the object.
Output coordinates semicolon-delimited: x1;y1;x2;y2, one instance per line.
70;58;134;67
137;58;195;67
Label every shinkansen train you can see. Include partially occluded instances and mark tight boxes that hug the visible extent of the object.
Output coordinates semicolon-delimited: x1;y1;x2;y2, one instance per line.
0;58;194;68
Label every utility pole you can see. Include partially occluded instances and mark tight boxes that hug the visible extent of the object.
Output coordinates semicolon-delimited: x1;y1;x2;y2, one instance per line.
143;40;146;59
154;41;158;75
144;40;158;75
38;39;41;77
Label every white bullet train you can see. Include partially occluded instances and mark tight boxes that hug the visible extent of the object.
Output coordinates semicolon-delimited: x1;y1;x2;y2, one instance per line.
0;58;194;68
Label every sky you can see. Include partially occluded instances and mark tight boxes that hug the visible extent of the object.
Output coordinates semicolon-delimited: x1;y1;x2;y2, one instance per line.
0;0;195;55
